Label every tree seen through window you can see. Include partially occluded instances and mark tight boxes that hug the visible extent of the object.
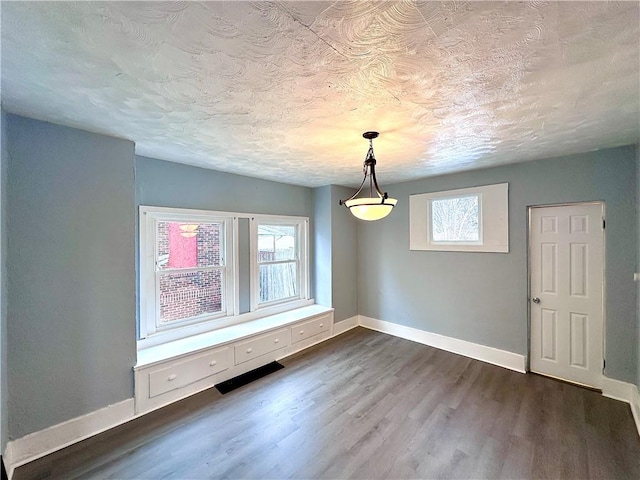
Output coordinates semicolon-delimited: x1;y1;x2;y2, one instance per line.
431;195;480;242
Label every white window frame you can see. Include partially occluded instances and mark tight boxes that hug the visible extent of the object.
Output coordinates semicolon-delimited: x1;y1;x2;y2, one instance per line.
139;207;312;349
410;183;509;253
139;206;236;341
250;215;309;311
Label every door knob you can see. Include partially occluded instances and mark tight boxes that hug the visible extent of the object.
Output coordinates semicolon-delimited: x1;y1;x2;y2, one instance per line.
532;297;541;304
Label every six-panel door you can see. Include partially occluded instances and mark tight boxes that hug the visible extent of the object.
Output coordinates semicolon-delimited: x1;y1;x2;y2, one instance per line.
530;203;604;388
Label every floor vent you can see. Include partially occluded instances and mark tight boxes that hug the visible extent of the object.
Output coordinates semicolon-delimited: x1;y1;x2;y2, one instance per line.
215;361;284;394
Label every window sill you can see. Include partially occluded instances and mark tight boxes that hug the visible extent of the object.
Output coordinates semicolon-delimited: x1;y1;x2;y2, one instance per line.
135;304;333;369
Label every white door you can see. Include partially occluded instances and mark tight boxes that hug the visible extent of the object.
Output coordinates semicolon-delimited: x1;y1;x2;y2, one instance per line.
529;203;604;388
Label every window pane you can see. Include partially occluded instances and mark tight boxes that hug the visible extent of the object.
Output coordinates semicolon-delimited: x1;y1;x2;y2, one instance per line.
158;270;223;324
157;222;223;270
431;195;479;242
260;262;298;303
258;225;296;262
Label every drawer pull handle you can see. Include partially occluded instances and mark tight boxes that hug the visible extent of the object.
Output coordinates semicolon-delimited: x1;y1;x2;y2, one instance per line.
274;338;279;343
319;323;324;327
168;374;177;382
299;330;304;335
246;348;252;354
209;360;217;366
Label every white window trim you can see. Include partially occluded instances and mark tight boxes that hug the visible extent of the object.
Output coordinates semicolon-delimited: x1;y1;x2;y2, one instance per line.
139;206;312;350
249;215;310;312
410;183;509;253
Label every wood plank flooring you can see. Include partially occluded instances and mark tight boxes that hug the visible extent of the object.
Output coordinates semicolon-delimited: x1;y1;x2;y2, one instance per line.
14;327;640;479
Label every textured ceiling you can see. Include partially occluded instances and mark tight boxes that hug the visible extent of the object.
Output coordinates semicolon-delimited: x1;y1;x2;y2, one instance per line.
1;1;639;187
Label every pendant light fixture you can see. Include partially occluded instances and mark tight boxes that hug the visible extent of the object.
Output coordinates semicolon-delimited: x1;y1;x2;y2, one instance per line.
339;131;397;221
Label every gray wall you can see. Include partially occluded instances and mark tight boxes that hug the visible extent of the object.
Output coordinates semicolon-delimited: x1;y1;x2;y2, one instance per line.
136;155;313;217
238;218;251;314
313;186;332;309
311;185;358;323
1;109;8;452
135;155;314;327
637;144;640;391
358;146;638;384
331;186;358;322
7;115;136;439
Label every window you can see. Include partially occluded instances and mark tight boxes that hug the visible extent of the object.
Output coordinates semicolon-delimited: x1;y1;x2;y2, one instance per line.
139;207;311;346
139;207;235;340
251;217;308;310
410;183;508;252
431;194;480;243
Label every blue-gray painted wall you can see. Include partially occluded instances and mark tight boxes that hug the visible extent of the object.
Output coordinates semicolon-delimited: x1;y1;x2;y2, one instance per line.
311;185;358;323
358;146;638;384
331;186;358;322
135;155;313;217
6;115;137;439
238;218;251;315
1;109;8;452
313;186;332;310
637;144;640;391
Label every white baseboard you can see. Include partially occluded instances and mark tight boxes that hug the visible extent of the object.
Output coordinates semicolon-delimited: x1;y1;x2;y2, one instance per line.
602;377;640;438
332;315;359;336
601;376;635;402
631;385;640;439
4;398;135;478
358;315;527;373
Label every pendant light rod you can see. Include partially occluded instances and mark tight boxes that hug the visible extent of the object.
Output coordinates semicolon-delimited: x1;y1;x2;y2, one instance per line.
340;132;387;204
364;144;387;200
339;131;398;221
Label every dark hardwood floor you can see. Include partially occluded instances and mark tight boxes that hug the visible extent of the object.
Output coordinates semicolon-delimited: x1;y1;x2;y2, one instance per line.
15;327;640;479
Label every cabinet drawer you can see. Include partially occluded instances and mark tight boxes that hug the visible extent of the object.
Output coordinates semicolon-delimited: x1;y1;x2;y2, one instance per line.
234;328;289;365
149;347;230;398
291;314;331;344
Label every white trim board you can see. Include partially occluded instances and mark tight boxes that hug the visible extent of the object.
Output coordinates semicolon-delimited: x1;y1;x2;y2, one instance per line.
631;385;640;439
602;377;640;439
4;398;135;479
332;316;359;336
601;376;636;403
358;315;527;373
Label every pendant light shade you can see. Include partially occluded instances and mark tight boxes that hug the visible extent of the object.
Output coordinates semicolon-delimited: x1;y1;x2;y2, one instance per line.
344;197;397;221
340;132;397;221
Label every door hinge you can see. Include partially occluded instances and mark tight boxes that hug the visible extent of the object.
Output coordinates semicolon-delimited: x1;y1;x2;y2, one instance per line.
602;218;606;229
603;359;606;370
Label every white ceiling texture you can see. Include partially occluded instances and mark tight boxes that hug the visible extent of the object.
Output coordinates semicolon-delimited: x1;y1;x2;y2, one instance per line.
1;1;639;187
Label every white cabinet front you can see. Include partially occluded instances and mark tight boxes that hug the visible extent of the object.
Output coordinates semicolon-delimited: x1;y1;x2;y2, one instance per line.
291;314;331;344
148;347;230;398
234;328;290;365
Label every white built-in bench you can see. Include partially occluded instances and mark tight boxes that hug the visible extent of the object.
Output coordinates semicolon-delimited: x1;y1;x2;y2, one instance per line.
134;305;334;414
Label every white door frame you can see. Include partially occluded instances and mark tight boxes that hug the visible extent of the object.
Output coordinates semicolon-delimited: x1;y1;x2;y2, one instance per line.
526;201;606;386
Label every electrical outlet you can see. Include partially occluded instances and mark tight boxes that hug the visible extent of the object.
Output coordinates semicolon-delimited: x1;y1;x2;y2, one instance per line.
634;273;640;282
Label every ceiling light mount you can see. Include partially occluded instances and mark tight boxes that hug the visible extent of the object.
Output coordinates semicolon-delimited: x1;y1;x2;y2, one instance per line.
362;131;379;140
339;131;398;221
